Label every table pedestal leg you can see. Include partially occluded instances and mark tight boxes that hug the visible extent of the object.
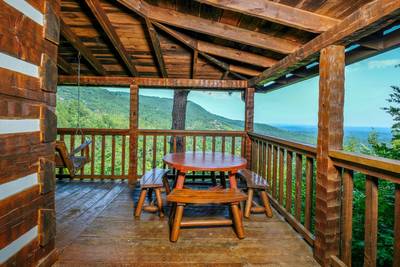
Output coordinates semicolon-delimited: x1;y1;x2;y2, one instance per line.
175;171;186;189
228;171;238;189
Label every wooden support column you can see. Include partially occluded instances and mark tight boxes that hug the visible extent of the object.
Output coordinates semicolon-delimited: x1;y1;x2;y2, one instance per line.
129;82;139;186
244;87;255;168
314;45;345;266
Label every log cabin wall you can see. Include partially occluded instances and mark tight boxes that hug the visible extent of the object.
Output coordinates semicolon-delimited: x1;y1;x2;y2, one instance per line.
0;0;60;266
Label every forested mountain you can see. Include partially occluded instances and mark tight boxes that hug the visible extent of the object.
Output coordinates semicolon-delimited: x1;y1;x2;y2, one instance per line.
56;86;315;143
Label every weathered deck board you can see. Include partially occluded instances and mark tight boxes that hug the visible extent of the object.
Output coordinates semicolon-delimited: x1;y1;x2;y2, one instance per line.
54;181;318;266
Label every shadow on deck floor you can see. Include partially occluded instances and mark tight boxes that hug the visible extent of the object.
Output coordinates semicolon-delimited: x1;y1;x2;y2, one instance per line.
54;180;318;266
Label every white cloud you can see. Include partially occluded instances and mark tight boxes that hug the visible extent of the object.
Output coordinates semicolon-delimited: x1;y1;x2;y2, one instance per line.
367;59;400;69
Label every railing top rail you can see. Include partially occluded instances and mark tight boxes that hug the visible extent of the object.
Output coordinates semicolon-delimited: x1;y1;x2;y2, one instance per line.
57;128;129;135
248;132;317;156
57;128;246;136
329;149;400;183
138;129;246;136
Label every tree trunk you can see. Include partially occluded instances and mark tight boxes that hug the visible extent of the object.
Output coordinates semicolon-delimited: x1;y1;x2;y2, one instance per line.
170;90;189;152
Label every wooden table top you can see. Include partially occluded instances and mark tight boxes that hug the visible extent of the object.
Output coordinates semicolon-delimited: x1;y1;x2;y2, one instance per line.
163;152;247;172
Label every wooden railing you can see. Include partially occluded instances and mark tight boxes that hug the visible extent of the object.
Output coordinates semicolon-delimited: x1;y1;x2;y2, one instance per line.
57;128;245;179
329;150;400;267
248;132;317;245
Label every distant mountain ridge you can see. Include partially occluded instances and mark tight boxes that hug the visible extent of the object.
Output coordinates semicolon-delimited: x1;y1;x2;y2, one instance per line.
57;86;390;145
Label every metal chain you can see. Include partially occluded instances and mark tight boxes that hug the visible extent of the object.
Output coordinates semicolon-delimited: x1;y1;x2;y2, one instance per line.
76;52;83;136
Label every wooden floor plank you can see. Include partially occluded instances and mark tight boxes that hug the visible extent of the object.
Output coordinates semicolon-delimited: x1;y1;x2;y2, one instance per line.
54;181;318;266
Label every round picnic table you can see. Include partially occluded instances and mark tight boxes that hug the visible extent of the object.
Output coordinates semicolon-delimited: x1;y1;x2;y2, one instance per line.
163;152;247;189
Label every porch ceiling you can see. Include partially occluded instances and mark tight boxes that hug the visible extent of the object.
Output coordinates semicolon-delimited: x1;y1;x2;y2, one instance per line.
58;0;400;89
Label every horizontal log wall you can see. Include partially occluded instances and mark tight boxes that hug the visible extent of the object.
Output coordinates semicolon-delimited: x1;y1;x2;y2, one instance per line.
0;0;59;266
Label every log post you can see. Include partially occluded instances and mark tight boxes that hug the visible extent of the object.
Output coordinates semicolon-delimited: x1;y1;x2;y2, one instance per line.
129;82;139;186
314;45;345;266
244;87;255;168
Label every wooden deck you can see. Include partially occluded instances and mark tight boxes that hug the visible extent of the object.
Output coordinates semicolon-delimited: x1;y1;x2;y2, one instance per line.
54;180;319;266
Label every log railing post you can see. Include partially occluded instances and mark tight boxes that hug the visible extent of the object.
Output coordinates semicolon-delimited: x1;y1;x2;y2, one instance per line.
129;82;139;186
244;87;255;169
314;45;345;266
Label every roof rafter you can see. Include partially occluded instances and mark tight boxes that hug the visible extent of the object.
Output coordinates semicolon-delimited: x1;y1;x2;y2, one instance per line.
250;0;400;88
145;18;168;78
84;0;138;76
153;22;253;79
57;55;76;75
195;0;340;33
117;0;300;54
192;50;198;79
60;18;106;76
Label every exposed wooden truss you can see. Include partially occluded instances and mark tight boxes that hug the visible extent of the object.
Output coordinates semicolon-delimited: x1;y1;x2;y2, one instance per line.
153;22;257;79
250;0;400;88
58;76;248;89
57;55;75;75
84;0;138;76
192;50;198;79
261;27;400;92
195;0;340;33
60;18;106;76
116;0;301;54
144;18;168;78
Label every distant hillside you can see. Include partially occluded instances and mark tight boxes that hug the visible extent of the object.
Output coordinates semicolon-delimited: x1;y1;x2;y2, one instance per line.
57;86;315;144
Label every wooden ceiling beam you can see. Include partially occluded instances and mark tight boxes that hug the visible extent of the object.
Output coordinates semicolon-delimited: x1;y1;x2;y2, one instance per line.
60;18;106;76
145;18;168;78
58;75;248;89
84;0;138;76
196;40;278;68
57;55;76;75
250;0;400;88
153;22;246;80
229;65;261;77
195;0;340;33
259;27;400;92
117;0;300;54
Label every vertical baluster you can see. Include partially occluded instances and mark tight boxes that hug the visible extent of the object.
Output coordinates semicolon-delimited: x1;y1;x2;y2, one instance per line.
143;135;147;174
304;157;314;230
231;136;235;155
163;135;167;169
101;135;105;177
60;134;64;141
173;136;177;153
286;150;293;212
70;134;75;154
212;136;216;152
267;144;272;191
341;169;353;267
258;140;263;174
272;145;278;199
202;136;206;152
295;153;302;221
364;175;378;267
91;135;95;177
279;148;285;205
394;184;400;267
251;140;256;171
121;135;126;176
193;136;196;152
221;136;225;153
152;135;157;168
262;142;267;180
111;135;116;176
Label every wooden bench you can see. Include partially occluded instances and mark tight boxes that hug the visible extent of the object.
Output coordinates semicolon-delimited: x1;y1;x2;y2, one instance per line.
237;169;273;218
134;168;170;218
167;189;247;242
55;140;91;178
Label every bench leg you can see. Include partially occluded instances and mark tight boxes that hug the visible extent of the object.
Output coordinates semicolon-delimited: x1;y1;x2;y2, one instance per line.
260;190;273;218
155;188;164;218
231;203;245;239
135;189;147;217
211;171;217;186
220;171;226;188
170;204;184;242
163;175;171;195
244;188;254;218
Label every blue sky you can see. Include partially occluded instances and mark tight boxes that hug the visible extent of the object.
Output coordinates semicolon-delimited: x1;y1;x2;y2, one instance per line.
129;47;400;128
